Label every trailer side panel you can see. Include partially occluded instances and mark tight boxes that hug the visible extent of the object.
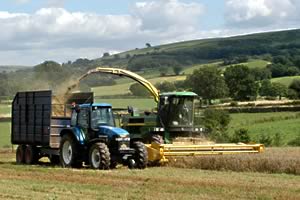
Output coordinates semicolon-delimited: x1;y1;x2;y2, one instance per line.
11;91;52;146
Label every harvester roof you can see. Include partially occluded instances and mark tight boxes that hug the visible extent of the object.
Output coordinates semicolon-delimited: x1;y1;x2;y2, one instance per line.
160;91;198;97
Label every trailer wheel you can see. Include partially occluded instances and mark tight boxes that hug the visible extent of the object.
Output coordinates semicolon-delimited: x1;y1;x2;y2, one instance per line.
16;145;26;164
24;145;39;164
89;143;110;170
132;141;148;169
59;135;79;168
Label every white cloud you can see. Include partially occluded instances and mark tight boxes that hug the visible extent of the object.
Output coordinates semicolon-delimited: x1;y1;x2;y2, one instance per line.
0;0;206;65
225;0;300;28
132;0;204;31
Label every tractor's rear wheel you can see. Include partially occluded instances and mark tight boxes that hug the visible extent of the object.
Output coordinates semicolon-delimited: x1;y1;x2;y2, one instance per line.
132;141;148;169
16;145;26;164
24;145;39;164
59;135;79;168
89;143;110;170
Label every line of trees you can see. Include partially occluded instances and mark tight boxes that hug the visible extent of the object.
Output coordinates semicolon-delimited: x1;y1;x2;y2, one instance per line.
130;64;300;102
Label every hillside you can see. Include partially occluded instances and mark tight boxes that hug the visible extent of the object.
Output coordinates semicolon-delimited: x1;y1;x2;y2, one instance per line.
93;29;300;71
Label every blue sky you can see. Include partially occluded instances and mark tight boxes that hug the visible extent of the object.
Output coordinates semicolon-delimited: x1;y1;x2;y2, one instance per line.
0;0;299;65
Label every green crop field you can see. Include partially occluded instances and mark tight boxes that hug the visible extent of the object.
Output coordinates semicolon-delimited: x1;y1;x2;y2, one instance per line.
183;59;270;75
92;75;186;97
94;98;156;110
229;112;300;144
0;122;11;148
271;76;300;86
0;104;11;115
0;150;299;200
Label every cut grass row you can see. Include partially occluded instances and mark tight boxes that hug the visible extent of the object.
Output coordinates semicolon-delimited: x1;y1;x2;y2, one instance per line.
168;147;300;175
0;150;299;200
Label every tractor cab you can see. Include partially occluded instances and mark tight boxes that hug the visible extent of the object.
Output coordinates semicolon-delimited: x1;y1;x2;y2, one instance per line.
71;103;115;129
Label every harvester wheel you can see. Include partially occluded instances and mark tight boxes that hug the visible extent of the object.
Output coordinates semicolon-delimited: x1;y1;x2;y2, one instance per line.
16;145;26;164
24;145;39;164
152;134;164;144
59;134;79;168
132;141;148;169
89;142;110;170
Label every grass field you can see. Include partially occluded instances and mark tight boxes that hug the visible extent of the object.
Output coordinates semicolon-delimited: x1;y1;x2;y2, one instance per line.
0;122;11;148
92;75;186;97
0;104;11;115
271;75;300;86
94;98;156;110
228;112;300;144
182;59;269;75
0;149;299;200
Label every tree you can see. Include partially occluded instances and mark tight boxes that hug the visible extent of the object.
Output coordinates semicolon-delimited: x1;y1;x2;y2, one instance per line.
129;83;150;96
259;79;273;97
155;81;176;92
289;79;300;99
202;109;231;142
102;52;110;57
173;66;183;75
186;66;228;104
224;65;259;101
250;67;272;81
159;67;168;76
272;82;287;100
145;43;151;48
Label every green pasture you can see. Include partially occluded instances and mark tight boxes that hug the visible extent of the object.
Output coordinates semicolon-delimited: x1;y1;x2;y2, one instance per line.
0;104;11;115
271;75;300;86
92;75;186;96
228;112;300;144
94;98;156;110
0;122;11;148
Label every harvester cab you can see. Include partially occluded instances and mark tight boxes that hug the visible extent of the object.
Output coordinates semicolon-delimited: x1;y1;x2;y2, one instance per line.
157;92;201;143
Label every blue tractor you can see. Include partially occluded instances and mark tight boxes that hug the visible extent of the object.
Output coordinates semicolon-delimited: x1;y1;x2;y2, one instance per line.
11;91;148;169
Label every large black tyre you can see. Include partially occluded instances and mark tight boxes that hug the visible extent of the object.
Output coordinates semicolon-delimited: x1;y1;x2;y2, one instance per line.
24;145;39;165
16;145;26;164
89;143;110;170
152;134;164;144
132;141;148;169
59;134;79;168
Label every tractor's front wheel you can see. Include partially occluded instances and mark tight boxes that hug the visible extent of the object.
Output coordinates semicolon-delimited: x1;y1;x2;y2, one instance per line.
131;141;148;169
89;143;110;170
59;135;79;168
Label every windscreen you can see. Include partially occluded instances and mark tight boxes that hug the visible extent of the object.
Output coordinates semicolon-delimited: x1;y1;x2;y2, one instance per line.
168;97;194;127
91;106;115;128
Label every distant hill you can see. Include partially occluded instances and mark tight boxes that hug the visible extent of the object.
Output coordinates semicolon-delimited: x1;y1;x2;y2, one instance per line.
0;65;31;72
92;29;300;71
